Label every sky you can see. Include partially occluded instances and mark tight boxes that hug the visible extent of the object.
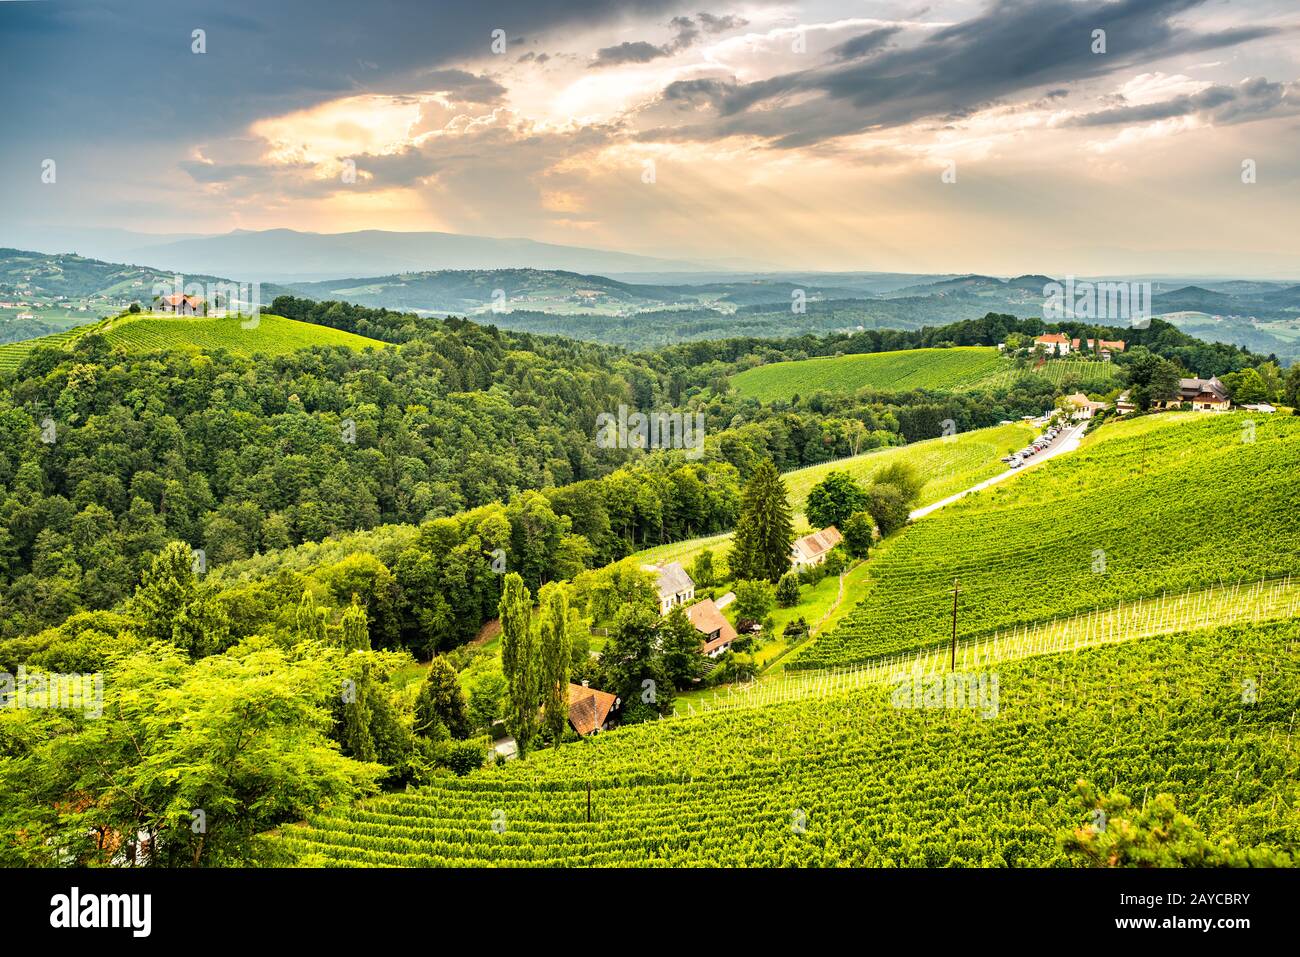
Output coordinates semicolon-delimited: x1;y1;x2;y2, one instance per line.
2;0;1299;275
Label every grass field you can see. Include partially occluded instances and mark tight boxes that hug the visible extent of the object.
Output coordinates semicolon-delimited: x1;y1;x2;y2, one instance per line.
266;619;1299;866
0;311;387;371
730;346;1120;402
792;411;1300;670
628;422;1036;575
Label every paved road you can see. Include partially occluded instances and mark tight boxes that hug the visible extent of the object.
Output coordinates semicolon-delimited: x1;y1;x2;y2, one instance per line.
908;421;1087;522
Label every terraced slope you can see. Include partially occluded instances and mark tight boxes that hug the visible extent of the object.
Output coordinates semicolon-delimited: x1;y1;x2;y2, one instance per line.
0;312;386;369
267;620;1300;866
794;412;1300;670
731;346;1118;402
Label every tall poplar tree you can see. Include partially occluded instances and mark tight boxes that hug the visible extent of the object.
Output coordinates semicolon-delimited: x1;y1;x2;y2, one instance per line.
498;573;539;757
536;582;572;746
340;598;370;652
729;459;795;583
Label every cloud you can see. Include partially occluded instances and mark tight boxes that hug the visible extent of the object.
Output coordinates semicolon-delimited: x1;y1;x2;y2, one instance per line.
652;0;1286;147
1065;76;1300;127
591;40;671;67
588;11;749;68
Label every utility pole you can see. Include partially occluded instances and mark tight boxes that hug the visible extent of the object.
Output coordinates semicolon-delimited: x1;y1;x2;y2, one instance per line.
586;780;592;823
950;579;960;671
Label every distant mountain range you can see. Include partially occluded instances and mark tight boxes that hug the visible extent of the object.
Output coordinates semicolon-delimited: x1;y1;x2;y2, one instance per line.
0;227;763;281
1;246;1296;361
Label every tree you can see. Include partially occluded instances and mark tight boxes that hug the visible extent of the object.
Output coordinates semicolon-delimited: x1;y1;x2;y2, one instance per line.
872;461;924;505
866;484;910;536
127;541;199;643
805;470;868;530
340;598;370;652
1123;347;1182;411
536;582;572;746
1223;367;1269;405
498;573;540;757
414;656;471;739
732;579;775;630
842;511;874;558
729;459;794;583
1284;363;1300;409
599;602;672;718
659;603;704;688
467;672;507;734
690;549;715;588
296;589;326;642
775;572;801;608
0;643;383;867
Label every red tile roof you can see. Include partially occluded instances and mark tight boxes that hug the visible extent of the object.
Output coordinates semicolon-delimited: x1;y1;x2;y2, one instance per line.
687;598;738;654
567;683;618;736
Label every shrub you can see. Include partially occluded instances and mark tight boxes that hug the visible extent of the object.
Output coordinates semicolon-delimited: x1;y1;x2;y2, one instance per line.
843;511;874;557
866;484;910;536
775;572;801;608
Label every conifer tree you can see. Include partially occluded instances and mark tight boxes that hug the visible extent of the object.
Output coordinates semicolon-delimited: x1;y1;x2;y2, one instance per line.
729;459;794;582
340;598;370;652
536;582;572;746
498;573;539;756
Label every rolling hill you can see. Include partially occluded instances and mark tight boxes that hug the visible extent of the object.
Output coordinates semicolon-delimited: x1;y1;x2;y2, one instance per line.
793;412;1300;670
730;347;1120;402
0;311;387;371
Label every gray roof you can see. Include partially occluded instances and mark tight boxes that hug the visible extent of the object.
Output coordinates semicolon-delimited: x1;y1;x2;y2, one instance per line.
1177;376;1229;400
650;561;694;597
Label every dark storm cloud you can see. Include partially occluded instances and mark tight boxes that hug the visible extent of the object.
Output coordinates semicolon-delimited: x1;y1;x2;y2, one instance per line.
1065;77;1299;127
588;10;748;68
828;26;902;60
0;0;680;143
659;0;1284;148
591;40;672;67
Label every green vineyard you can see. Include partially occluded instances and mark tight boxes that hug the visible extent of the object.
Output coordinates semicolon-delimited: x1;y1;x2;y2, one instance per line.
0;312;387;370
792;412;1300;670
730;346;1119;402
0;326;88;373
266;620;1300;866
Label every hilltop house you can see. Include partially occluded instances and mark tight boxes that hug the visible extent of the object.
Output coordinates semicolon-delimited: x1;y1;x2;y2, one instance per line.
567;681;620;736
1116;391;1137;415
1034;333;1072;356
158;293;204;315
791;526;843;571
687;598;739;658
1070;338;1126;360
1064;392;1107;420
1156;377;1231;412
645;561;694;615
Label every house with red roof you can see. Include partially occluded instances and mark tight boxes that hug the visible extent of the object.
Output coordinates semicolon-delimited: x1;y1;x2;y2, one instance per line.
567;681;620;736
158;293;204;315
1034;333;1072;356
687;598;739;657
